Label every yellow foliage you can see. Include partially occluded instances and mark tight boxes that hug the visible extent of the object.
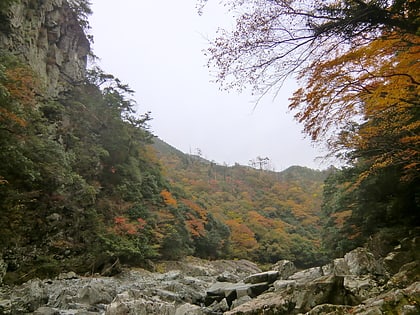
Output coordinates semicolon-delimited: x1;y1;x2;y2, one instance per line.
291;33;419;182
160;189;177;207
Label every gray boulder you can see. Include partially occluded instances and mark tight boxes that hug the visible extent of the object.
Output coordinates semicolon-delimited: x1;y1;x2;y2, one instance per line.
273;279;296;291
344;247;385;276
175;303;204;315
205;280;270;307
243;270;279;284
383;250;415;275
271;260;297;279
289;266;323;283
77;283;115;305
387;261;420;288
344;275;381;300
322;257;350;276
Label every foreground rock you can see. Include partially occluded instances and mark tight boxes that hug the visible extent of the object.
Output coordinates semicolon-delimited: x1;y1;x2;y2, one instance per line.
0;258;261;315
226;236;420;315
0;237;419;314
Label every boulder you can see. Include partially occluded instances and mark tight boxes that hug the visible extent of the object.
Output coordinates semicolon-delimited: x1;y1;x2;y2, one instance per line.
383;251;414;275
231;295;252;309
224;290;294;315
387;261;420;288
344;247;385;276
57;271;78;280
271;260;297;279
0;279;49;314
293;275;359;312
216;271;241;283
322;258;350;276
288;266;323;283
175;303;204;315
205;280;270;307
344;275;381;300
243;271;279;284
273;279;296;291
208;297;230;313
77;283;115;305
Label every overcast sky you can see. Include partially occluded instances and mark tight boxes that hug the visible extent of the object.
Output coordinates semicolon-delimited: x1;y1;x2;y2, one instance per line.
89;0;328;170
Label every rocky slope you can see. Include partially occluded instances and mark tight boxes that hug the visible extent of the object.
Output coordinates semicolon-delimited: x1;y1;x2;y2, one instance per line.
0;235;418;314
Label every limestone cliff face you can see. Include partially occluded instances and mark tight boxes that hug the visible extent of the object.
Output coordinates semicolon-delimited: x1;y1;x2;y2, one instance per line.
0;0;90;97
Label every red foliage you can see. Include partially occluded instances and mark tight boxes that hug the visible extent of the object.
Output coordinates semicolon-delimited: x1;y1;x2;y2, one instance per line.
111;216;147;236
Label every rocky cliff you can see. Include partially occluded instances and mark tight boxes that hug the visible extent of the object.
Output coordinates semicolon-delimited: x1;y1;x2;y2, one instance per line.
0;0;90;97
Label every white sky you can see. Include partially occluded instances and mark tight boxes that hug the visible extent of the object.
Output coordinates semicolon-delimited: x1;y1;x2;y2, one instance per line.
89;0;328;170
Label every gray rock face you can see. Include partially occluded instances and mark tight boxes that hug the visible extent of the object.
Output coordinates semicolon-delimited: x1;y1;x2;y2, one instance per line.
0;0;90;97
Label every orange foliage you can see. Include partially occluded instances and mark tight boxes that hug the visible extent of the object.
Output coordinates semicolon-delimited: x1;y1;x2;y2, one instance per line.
291;33;419;182
225;219;258;250
160;189;177;206
186;213;206;237
181;199;209;238
181;198;208;220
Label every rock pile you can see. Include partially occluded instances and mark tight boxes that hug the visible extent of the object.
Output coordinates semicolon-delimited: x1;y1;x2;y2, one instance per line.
225;237;420;314
0;237;418;314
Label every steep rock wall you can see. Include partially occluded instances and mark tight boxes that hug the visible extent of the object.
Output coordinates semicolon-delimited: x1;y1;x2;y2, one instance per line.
0;0;90;97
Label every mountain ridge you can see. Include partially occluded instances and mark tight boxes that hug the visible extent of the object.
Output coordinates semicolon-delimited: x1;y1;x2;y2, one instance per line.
152;136;327;174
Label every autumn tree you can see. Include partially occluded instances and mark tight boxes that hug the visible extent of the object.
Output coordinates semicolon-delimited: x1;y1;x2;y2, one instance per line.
201;1;418;165
200;0;419;256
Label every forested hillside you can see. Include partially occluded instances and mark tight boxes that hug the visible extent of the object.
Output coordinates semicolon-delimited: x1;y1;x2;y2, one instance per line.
1;0;418;289
152;137;331;267
0;0;329;285
0;0;228;284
